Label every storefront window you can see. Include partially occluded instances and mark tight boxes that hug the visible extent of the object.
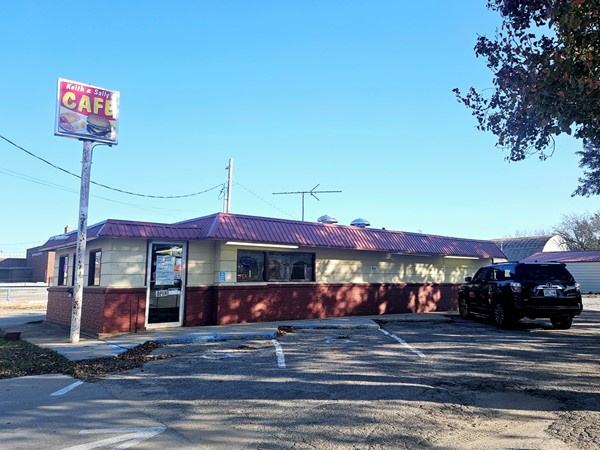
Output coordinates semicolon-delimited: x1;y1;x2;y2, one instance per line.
237;250;314;282
268;252;314;282
237;251;265;282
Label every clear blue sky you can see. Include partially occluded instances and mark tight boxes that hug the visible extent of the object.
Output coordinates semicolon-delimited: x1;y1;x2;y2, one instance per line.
0;1;595;257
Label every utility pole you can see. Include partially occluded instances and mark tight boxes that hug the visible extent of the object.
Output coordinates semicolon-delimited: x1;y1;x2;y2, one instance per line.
223;158;233;213
273;184;341;221
71;139;93;343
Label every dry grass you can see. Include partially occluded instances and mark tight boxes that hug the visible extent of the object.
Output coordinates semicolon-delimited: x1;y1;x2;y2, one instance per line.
0;337;172;381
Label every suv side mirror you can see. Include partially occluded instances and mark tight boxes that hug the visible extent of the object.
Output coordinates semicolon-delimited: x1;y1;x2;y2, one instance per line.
465;276;473;283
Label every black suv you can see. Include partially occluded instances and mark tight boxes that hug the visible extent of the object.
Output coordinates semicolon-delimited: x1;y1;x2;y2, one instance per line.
458;262;583;329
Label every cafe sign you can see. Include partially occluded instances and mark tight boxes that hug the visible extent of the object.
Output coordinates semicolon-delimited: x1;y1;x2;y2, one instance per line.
55;78;120;144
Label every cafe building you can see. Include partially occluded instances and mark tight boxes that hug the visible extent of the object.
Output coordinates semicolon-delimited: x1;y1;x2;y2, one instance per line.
40;212;505;337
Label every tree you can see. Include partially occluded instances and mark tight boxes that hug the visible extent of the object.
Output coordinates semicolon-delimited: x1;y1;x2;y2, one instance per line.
454;0;600;195
554;211;600;250
503;228;551;238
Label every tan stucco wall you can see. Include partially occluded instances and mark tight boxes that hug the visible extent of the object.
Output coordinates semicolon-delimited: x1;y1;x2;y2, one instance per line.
213;242;242;284
187;240;216;285
52;240;491;288
52;239;147;288
99;239;147;287
315;248;488;284
219;243;490;285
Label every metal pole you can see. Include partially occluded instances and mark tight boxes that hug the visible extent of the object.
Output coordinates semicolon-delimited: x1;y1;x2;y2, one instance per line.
225;158;233;213
70;140;93;343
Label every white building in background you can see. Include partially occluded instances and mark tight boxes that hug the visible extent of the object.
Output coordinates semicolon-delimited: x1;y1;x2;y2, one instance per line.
521;251;600;294
492;235;568;261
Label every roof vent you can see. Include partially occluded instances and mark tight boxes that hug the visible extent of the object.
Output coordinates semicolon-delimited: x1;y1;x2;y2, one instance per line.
317;214;338;224
350;218;370;228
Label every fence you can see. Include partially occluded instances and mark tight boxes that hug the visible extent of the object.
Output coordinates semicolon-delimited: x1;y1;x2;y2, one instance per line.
0;284;49;304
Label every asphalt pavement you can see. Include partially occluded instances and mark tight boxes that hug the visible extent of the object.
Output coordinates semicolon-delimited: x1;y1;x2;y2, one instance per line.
1;308;453;361
4;296;599;362
2;301;598;449
0;373;198;449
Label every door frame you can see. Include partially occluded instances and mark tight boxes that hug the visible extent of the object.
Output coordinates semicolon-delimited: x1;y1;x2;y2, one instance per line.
145;240;187;329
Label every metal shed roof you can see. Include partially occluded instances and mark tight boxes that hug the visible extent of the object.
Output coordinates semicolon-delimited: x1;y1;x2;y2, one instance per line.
41;213;505;259
521;251;600;263
491;235;564;261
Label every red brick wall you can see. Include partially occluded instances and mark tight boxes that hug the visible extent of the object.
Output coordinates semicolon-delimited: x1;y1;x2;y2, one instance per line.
26;248;55;283
101;289;147;335
185;286;215;326
46;287;146;336
46;287;72;326
214;283;459;325
47;283;459;335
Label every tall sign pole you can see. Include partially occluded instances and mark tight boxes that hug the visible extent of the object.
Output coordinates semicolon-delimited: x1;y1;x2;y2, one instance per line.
71;140;93;343
55;78;120;343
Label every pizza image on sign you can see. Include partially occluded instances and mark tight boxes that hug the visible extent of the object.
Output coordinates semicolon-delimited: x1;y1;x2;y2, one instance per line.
55;78;120;144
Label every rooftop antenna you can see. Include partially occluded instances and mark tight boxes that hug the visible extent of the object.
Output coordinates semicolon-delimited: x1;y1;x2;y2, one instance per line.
273;184;341;221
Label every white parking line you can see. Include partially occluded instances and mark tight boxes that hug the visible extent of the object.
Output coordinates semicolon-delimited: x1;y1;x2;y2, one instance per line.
379;329;426;358
51;380;85;396
61;427;166;450
271;339;286;368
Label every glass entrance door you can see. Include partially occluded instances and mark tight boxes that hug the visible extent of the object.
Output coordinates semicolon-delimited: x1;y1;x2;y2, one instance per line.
146;242;185;327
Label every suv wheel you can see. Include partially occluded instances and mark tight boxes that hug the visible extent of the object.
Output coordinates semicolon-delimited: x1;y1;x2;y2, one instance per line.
492;301;513;328
458;297;472;319
550;315;574;330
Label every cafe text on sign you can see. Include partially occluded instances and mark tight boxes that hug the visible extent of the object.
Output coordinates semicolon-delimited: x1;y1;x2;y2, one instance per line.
55;78;120;144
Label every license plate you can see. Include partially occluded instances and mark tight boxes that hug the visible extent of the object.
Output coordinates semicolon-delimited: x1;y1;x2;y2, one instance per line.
543;289;557;297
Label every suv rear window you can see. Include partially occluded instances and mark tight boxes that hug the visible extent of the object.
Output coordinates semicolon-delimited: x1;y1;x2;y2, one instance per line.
516;264;574;283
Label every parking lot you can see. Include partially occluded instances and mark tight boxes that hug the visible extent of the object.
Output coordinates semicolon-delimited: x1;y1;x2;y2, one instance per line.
95;299;600;449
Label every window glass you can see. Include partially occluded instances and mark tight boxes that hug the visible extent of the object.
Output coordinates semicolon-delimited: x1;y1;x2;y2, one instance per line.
237;251;315;282
88;250;102;286
517;264;574;283
472;268;489;283
58;255;69;286
499;266;515;280
237;251;265;282
268;252;314;282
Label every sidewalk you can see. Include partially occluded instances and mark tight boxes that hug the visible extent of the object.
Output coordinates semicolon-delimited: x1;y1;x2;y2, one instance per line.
6;313;454;361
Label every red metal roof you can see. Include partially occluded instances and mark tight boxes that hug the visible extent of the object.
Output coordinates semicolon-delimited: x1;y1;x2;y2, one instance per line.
40;219;203;251
40;213;505;259
521;251;600;263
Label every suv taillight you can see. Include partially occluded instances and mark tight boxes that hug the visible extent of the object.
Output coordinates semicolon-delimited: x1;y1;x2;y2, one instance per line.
510;282;522;293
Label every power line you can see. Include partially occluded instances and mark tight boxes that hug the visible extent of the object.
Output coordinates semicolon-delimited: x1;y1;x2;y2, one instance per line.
0;134;223;199
0;166;79;193
0;135;307;224
0;165;209;218
0;240;45;246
